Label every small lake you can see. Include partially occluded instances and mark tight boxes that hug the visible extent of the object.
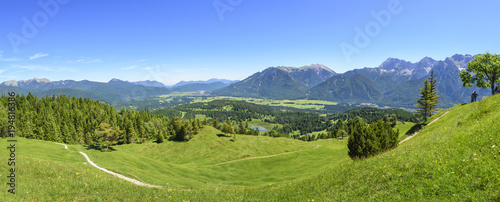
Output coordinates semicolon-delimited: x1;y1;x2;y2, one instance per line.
250;126;270;132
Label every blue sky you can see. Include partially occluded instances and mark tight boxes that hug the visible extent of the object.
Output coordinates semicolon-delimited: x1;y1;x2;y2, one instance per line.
1;0;499;85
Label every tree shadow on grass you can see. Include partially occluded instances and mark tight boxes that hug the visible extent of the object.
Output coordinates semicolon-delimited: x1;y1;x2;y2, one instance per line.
86;145;117;152
405;123;425;136
216;133;229;137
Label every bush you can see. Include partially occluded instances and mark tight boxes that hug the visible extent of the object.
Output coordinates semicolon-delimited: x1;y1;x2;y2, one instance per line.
347;119;399;159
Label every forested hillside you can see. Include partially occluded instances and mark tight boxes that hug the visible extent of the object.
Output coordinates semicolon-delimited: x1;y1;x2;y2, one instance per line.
0;93;202;151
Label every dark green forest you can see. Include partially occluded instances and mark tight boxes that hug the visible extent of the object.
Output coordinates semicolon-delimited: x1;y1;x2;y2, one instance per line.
0;93;203;151
327;107;416;123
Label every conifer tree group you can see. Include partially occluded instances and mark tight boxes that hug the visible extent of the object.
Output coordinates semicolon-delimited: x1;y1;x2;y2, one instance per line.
347;117;399;159
0;93;204;151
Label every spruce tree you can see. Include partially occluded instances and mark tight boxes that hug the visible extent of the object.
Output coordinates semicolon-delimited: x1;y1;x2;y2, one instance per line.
77;126;85;145
95;123;113;151
428;70;440;116
126;121;137;143
414;79;437;122
192;119;200;134
222;122;229;135
156;129;164;143
238;119;245;134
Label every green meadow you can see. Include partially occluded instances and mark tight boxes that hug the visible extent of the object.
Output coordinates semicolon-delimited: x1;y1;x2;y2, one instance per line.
1;94;499;201
186;96;339;110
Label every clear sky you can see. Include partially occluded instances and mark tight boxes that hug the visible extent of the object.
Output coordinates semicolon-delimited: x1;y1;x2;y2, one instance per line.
1;0;499;85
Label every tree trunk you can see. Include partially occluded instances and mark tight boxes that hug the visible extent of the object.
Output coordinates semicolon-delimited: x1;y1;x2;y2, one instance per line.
492;79;495;95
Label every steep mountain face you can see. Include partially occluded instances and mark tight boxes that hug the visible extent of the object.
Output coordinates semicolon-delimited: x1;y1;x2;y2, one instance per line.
383;54;484;107
307;54;488;108
277;64;336;87
170;81;229;92
308;73;382;103
213;67;308;100
350;57;439;91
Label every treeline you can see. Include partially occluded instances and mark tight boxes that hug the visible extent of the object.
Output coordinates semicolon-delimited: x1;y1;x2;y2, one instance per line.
0;93;203;151
328;107;416;124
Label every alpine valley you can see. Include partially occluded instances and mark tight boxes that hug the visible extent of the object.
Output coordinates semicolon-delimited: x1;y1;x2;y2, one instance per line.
0;54;487;108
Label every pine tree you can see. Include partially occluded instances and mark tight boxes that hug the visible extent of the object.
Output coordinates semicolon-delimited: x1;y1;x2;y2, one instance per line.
24;119;34;139
180;121;193;141
414;79;437;122
113;126;124;146
77;126;85;145
95;123;113;151
156;129;164;143
51;119;62;143
192;119;200;134
428;70;440;116
84;132;93;148
136;118;146;140
222;122;229;135
62;124;74;144
212;119;219;129
238;119;245;134
126;121;137;143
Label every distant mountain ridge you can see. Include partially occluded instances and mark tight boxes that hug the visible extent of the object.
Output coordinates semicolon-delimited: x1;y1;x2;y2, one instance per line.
0;54;488;108
308;54;489;107
276;64;337;87
171;78;238;88
213;64;336;99
214;54;488;108
0;78;171;105
170;81;229;92
213;67;309;100
130;80;167;88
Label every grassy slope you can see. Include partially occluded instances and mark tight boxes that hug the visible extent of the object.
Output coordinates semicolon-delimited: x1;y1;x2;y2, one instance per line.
77;126;346;189
1;94;499;201
394;121;416;141
225;94;500;201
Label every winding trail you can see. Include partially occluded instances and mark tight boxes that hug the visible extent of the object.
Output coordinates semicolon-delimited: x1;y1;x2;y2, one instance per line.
206;144;320;166
55;143;68;149
56;143;161;188
399;110;450;144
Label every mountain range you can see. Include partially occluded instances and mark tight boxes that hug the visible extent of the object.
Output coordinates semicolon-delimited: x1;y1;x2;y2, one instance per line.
213;64;336;99
214;54;488;108
0;78;171;105
170;78;238;88
0;54;487;108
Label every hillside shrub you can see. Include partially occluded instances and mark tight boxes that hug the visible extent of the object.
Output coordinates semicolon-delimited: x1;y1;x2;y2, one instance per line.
347;119;399;159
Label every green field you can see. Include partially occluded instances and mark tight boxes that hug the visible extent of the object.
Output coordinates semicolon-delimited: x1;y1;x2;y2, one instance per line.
1;94;499;201
184;96;339;110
